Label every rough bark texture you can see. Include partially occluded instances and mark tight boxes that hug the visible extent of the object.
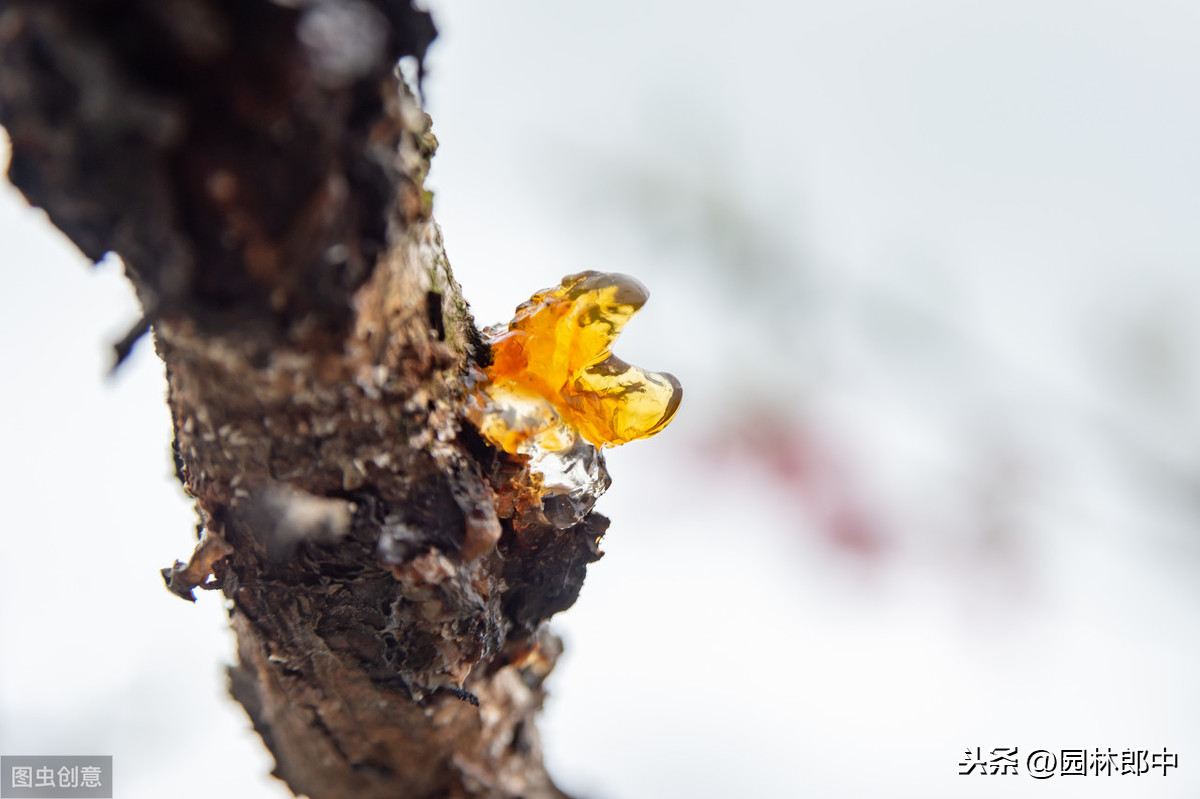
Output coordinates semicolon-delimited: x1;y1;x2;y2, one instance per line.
0;3;606;797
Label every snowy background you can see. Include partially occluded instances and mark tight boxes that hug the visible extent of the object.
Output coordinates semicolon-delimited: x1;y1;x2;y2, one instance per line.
3;1;1199;796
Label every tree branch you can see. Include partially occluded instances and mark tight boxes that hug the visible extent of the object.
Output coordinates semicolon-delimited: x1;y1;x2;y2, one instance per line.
0;2;603;796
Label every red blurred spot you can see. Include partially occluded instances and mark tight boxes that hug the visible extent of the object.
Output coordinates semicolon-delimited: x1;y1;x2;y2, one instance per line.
705;410;888;560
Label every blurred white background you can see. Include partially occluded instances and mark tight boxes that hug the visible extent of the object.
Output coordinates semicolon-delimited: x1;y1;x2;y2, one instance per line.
3;1;1199;796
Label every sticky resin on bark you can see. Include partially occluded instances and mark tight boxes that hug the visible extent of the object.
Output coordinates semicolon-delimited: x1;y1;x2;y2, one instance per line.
468;271;682;528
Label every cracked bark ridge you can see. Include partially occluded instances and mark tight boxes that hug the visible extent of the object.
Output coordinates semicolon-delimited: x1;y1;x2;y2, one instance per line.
1;3;605;797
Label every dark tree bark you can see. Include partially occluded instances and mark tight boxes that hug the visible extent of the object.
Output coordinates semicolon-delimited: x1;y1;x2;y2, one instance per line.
0;3;606;797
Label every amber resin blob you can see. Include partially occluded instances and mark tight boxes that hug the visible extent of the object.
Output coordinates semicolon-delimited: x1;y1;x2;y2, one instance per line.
468;271;682;527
